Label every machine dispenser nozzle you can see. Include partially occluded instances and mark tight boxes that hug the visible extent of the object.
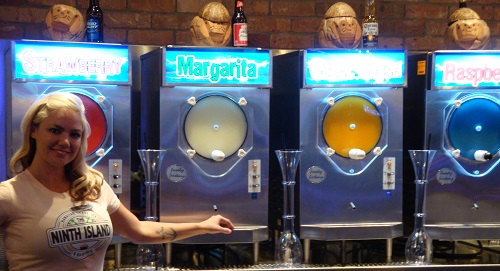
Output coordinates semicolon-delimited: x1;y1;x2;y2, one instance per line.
349;202;356;210
474;150;493;161
211;150;226;161
349;149;366;160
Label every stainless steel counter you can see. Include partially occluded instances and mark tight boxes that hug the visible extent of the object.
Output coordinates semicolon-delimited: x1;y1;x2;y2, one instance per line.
109;263;500;270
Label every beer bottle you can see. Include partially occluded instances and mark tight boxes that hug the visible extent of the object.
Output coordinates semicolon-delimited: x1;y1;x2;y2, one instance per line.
459;0;467;8
232;0;248;47
86;0;103;42
362;0;378;49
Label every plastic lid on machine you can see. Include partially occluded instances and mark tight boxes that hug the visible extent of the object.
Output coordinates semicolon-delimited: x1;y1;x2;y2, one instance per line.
323;95;382;158
184;95;247;161
74;93;107;156
447;97;500;160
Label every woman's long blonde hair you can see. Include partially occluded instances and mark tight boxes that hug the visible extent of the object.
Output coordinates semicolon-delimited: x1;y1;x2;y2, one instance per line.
9;92;103;201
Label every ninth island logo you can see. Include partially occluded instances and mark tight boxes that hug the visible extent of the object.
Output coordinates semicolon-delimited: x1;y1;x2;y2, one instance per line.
46;206;112;260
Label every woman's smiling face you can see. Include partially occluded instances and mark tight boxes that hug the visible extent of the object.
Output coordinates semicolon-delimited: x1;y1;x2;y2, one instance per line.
31;108;84;168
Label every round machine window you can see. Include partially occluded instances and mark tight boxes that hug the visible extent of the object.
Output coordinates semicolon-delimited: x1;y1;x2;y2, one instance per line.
74;93;107;157
184;95;248;160
447;98;500;160
322;95;382;158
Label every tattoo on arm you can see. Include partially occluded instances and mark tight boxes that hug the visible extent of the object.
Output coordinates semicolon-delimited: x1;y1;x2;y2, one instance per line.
156;227;178;241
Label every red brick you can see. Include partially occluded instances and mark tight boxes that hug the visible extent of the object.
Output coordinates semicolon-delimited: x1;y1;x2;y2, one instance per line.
129;0;174;13
405;36;446;51
378;37;404;50
175;30;192;46
249;17;290;33
28;0;75;7
248;32;271;48
106;11;151;28
0;6;47;23
426;21;448;36
128;29;173;46
177;0;216;13
244;0;270;15
378;3;405;19
406;4;449;20
271;1;315;17
104;28;127;44
380;19;426;36
153;13;193;30
270;33;315;49
291;18;321;33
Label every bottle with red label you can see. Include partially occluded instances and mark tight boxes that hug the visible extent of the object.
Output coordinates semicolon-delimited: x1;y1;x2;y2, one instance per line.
232;0;248;47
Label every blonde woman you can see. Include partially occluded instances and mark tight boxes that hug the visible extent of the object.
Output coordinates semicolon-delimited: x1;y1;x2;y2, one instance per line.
0;92;233;271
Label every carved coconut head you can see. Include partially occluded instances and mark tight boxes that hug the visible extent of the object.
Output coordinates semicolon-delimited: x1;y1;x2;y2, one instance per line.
318;2;361;48
190;2;231;47
43;4;86;41
445;7;490;50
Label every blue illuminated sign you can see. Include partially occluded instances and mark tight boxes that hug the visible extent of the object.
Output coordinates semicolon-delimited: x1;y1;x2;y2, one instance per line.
304;49;406;87
432;50;500;89
164;47;271;87
13;40;130;84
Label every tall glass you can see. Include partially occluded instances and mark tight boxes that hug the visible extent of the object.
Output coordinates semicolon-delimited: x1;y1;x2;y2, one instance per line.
275;149;303;265
136;149;167;270
405;150;436;265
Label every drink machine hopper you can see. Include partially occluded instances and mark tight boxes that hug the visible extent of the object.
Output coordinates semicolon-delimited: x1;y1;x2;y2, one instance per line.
272;49;406;263
140;46;272;264
0;40;133;208
415;50;500;240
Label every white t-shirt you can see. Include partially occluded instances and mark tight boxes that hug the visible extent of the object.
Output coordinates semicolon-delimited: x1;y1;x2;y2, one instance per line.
0;170;121;271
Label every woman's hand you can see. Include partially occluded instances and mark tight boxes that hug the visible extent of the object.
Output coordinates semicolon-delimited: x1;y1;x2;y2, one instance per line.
200;215;235;234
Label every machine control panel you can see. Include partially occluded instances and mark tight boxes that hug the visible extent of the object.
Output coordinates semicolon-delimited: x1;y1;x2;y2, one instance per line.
383;157;396;190
248;159;261;193
109;159;123;194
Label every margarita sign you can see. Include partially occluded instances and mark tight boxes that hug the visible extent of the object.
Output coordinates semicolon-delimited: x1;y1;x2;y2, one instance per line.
165;47;271;87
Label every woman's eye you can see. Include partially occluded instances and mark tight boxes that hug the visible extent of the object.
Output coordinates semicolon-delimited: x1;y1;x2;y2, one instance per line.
71;132;82;139
49;128;61;134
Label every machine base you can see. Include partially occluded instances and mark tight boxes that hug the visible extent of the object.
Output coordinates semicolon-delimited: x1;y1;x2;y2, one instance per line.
427;224;500;240
301;223;403;240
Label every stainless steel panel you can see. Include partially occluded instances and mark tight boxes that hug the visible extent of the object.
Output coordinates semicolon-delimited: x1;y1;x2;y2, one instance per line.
299;87;404;240
157;86;269;244
425;90;500;240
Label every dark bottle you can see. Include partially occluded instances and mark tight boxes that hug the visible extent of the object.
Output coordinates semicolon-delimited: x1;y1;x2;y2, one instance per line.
86;0;103;42
459;0;467;8
232;0;248;47
362;0;378;49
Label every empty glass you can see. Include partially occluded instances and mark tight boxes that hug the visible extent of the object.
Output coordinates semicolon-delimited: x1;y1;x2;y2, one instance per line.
405;150;436;265
136;149;167;269
275;149;303;265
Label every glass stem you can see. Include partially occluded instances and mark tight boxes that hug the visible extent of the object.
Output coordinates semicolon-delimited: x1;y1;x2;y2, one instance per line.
145;182;158;221
283;182;296;233
414;179;427;214
414;179;427;232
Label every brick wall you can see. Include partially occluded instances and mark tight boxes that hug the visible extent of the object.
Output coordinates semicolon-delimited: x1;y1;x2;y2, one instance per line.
0;0;498;50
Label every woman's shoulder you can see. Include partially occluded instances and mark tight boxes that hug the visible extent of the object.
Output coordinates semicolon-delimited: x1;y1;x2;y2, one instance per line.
1;170;30;186
0;171;33;197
